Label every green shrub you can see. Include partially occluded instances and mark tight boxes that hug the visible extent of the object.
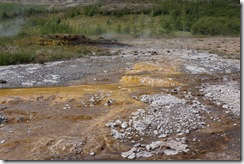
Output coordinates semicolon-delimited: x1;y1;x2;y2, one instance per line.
39;18;75;35
94;25;105;35
1;11;9;20
83;5;99;16
191;16;240;35
122;26;130;34
116;12;124;17
152;8;162;16
159;16;176;34
22;8;48;17
100;10;112;16
0;52;33;66
0;3;48;21
156;0;240;33
0;45;111;66
65;9;81;18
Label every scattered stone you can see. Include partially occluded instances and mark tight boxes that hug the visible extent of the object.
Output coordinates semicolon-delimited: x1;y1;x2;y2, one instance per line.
130;93;205;137
222;104;229;109
146;145;151;151
106;92;209;159
111;129;125;139
151;51;157;55
216;102;221;106
105;99;113;106
105;122;117;128
131;109;145;116
115;120;122;125
134;51;139;55
136;151;153;158
180;137;187;144
121;122;129;129
164;149;178;155
121;147;137;159
137;109;145;113
0;140;5;144
150;141;162;150
153;130;158;135
134;143;141;147
171;88;179;94
67;98;75;102
158;134;167;138
90;152;95;156
202;81;240;116
205;93;212;97
0;115;7;124
122;140;189;159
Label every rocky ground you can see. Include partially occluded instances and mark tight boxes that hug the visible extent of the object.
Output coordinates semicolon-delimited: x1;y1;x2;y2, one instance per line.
0;36;240;160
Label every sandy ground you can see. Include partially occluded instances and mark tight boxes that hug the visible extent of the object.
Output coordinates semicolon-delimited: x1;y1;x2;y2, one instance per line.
123;36;240;59
0;36;240;160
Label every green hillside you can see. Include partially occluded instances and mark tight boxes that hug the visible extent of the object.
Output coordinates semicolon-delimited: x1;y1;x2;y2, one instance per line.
0;0;240;65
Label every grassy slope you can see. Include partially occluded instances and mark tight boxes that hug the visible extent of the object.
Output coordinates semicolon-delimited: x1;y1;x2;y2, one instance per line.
0;0;240;66
0;2;46;15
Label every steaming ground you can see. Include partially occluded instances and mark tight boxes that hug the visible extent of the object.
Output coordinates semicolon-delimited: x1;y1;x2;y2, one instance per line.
0;37;240;160
0;18;24;36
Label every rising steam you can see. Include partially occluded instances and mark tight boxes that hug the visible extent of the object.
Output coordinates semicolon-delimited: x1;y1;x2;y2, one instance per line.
0;18;24;36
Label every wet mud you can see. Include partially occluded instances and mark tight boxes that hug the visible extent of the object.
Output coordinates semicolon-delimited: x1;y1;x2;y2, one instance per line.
0;37;240;160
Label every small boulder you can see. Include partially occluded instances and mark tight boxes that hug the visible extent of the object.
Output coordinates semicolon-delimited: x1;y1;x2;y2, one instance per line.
89;152;95;156
121;122;129;129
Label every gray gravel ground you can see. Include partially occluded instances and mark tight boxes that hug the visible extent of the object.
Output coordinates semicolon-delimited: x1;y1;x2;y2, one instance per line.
0;46;240;160
106;93;209;159
201;81;240;116
0;48;240;89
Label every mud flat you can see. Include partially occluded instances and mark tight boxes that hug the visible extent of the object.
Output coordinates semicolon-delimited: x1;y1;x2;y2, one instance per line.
0;37;240;160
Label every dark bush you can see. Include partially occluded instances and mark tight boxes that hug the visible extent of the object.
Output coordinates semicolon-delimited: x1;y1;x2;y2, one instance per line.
0;52;33;66
191;16;240;35
116;12;124;17
159;16;176;34
23;8;48;17
83;5;99;16
152;8;162;16
39;18;75;35
100;10;112;16
1;12;9;20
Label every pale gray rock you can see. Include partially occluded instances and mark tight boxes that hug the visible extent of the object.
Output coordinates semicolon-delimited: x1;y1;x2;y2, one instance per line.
164;149;178;155
121;147;137;158
111;129;125;139
0;115;7;124
121;122;129;129
89;152;95;156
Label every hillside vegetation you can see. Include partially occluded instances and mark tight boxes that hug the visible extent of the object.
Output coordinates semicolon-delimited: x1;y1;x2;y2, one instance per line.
0;0;240;65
